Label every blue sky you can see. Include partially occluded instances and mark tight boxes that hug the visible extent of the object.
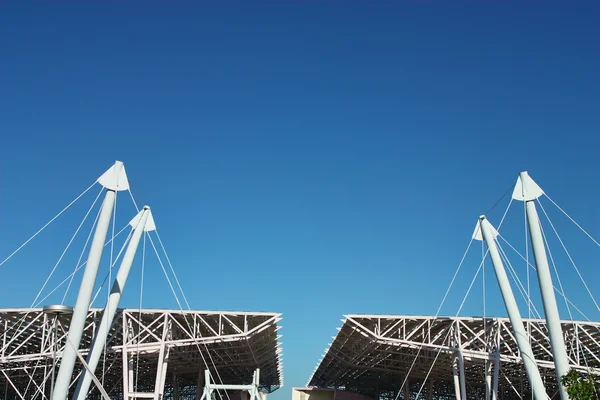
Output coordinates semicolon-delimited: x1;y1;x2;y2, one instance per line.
1;1;600;399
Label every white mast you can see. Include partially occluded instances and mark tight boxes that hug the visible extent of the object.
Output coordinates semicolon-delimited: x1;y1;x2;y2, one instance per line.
52;161;130;400
513;171;570;399
73;206;155;400
474;217;547;399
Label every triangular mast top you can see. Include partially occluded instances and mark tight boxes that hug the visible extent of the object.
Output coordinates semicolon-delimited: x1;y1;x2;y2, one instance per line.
512;171;544;202
129;206;157;232
97;160;130;191
472;215;499;241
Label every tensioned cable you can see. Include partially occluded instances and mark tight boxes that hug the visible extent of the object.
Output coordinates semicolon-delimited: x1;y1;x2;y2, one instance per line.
156;230;238;400
63;332;112;400
497;234;592;322
29;361;53;400
22;355;44;398
496;237;542;318
155;231;193;313
61;188;104;304
0;180;98;269
127;187;232;397
538;216;589;366
537;198;600;313
90;230;133;307
538;216;573;317
15;198;123;399
484;184;516;216
544;191;600;388
127;187;139;212
37;186;106;308
545;194;600;248
4;229;128;388
146;233;232;400
415;235;552;400
3;187;104;343
414;253;488;399
536;200;599;388
393;237;476;399
34;224;131;308
396;196;515;399
496;241;542;319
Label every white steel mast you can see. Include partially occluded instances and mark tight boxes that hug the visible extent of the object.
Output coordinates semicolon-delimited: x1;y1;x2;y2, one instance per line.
52;161;130;400
474;217;547;400
513;171;570;399
73;206;155;400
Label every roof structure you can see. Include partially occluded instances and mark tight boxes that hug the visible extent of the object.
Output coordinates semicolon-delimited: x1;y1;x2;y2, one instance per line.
0;308;283;399
307;314;600;399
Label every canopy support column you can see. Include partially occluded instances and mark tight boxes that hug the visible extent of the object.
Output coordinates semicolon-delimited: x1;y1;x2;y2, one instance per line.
53;161;129;400
476;216;547;400
452;357;461;400
74;207;154;400
492;350;500;400
515;171;570;399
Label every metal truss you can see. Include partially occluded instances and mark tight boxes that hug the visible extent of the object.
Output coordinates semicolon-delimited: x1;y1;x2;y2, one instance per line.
0;308;283;399
308;315;600;399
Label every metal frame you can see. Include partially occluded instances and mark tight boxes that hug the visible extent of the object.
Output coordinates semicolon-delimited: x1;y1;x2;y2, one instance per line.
0;308;283;399
200;368;262;400
307;315;600;399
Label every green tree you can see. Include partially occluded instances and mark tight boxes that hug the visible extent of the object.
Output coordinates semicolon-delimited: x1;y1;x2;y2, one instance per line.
561;369;600;399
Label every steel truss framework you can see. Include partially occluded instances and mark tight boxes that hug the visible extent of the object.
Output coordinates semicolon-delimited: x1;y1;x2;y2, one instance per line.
308;315;600;399
0;308;283;399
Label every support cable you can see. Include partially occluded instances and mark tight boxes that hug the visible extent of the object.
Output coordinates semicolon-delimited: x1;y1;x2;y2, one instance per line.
394;193;514;400
34;224;131;308
545;195;600;248
498;234;592;322
537;199;600;313
497;240;542;319
3;187;104;343
398;195;514;400
537;200;599;391
5;224;130;396
23;358;44;398
414;254;487;399
90;230;133;307
62;189;104;304
127;187;232;397
0;181;98;269
36;186;104;310
538;216;573;318
146;233;232;400
393;236;476;400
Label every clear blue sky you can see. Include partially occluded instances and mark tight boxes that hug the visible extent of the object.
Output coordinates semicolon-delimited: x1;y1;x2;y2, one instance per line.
1;1;599;399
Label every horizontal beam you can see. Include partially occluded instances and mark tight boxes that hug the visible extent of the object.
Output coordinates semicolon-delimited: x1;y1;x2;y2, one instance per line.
209;384;256;390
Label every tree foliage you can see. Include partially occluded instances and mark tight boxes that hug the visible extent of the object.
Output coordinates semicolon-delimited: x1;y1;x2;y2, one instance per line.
561;369;600;399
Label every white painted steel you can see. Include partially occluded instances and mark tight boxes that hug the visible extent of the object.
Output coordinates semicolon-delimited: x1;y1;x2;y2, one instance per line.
53;162;122;400
524;197;570;400
73;207;152;400
479;216;547;400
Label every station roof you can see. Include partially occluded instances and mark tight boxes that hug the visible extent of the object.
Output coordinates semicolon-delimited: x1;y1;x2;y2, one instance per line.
307;314;600;399
0;308;283;398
